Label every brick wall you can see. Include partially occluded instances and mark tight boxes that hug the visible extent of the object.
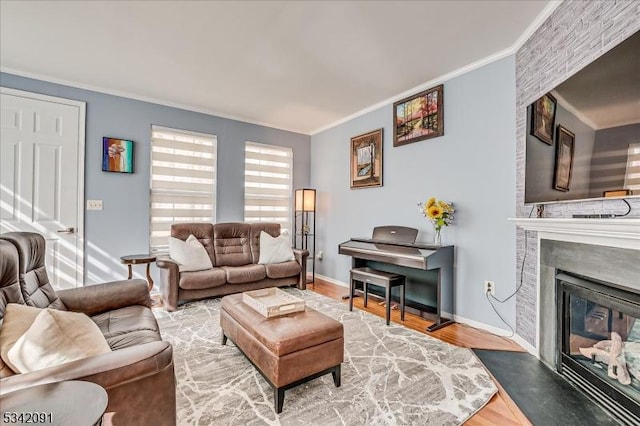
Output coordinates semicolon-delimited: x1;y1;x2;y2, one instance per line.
515;1;640;346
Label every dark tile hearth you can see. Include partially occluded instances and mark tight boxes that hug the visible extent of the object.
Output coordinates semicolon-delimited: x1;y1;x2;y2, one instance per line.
473;349;617;426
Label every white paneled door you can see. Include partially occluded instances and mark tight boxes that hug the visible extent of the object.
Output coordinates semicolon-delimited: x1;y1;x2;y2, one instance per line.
0;88;85;289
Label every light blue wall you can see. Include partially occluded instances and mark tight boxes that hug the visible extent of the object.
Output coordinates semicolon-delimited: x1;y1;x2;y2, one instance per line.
0;72;311;285
310;56;517;331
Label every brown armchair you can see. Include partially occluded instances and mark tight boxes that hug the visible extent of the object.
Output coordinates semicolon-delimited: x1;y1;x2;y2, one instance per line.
0;233;176;426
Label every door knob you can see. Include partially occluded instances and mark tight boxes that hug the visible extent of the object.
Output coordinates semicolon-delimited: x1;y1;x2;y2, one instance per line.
57;227;75;234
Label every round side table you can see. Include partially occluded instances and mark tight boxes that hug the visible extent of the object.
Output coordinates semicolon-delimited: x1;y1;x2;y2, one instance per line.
0;381;108;426
120;254;156;291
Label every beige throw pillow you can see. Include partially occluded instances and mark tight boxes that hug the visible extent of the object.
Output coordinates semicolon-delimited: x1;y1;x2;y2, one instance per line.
0;304;42;373
7;308;111;373
258;231;295;264
169;234;213;272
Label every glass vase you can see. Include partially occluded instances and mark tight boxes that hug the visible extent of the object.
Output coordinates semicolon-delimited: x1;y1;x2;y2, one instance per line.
433;228;442;245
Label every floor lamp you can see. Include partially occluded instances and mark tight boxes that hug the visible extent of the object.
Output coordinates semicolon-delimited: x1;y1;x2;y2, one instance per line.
294;189;316;285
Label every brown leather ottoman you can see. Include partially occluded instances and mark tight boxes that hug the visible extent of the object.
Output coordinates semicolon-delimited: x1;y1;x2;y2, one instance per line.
220;293;344;413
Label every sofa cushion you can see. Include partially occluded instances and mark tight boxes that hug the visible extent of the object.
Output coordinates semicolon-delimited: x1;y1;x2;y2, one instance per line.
265;261;301;279
169;234;213;272
8;308;111;373
91;305;161;350
258;231;295;264
179;267;227;290
214;223;252;266
171;222;215;266
249;223;281;264
0;304;42;373
222;265;266;284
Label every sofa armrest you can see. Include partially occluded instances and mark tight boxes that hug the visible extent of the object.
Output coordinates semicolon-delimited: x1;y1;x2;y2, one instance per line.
156;256;180;311
57;279;151;316
0;341;173;396
292;248;309;290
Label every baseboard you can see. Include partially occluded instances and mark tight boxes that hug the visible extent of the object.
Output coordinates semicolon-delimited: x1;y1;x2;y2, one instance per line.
452;313;512;337
511;333;538;356
313;273;348;288
314;274;535;349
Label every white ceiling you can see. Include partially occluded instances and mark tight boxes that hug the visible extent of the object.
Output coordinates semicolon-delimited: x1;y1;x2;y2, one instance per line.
0;1;554;134
554;30;640;130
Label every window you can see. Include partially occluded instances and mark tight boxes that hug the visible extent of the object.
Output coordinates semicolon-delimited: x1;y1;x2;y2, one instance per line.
150;126;217;252
624;142;640;192
244;142;293;233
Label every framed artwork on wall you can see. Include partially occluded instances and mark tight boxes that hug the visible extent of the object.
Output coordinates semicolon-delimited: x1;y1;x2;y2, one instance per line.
102;137;134;173
553;125;575;191
350;128;383;189
393;84;443;147
530;93;557;145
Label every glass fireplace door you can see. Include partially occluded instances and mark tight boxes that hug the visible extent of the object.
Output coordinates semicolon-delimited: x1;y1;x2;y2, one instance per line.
558;272;640;419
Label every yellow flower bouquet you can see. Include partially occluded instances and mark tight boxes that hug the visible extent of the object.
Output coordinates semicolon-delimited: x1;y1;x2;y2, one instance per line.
418;197;454;244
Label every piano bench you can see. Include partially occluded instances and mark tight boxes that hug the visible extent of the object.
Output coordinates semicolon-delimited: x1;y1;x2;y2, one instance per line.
349;267;405;326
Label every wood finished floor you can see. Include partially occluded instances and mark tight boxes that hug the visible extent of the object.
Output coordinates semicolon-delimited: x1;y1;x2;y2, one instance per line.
309;278;531;426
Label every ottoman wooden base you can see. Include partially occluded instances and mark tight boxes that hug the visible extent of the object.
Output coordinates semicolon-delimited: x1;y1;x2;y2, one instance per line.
220;293;344;413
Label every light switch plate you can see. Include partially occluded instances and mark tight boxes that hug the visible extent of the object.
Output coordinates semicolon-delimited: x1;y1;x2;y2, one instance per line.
87;200;103;210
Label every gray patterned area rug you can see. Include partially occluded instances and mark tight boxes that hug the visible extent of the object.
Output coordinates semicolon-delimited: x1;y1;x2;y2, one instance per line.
154;289;497;425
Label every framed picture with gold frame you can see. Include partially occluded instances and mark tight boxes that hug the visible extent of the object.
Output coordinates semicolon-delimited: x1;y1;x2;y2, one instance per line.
530;93;557;145
350;128;383;189
553;125;575;191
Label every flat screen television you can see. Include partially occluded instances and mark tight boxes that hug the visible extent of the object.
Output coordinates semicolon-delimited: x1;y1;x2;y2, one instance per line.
524;30;640;204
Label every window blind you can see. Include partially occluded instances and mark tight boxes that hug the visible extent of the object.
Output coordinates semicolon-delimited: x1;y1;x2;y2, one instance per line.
150;126;217;252
244;142;293;233
624;142;640;192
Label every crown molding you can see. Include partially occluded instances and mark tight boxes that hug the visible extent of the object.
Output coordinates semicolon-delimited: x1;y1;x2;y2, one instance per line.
512;1;563;52
2;2;563;137
311;0;563;136
309;45;515;135
551;89;600;130
0;66;308;135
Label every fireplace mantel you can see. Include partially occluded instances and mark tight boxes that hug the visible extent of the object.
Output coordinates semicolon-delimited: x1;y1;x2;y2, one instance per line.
509;218;640;250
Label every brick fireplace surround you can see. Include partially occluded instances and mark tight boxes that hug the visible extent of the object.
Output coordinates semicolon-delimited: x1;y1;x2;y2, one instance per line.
515;0;640;350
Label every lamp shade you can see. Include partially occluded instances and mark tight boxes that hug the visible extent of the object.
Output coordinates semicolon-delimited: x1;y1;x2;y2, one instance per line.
295;189;316;212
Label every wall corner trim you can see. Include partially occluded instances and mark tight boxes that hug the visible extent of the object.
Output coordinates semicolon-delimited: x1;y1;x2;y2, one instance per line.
511;333;538;357
512;1;564;52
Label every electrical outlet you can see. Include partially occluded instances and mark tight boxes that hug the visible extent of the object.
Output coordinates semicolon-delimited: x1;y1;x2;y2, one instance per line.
316;251;323;261
87;200;103;210
484;280;495;295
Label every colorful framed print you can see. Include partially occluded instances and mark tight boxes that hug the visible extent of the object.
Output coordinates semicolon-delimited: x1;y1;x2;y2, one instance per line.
350;128;383;189
393;84;443;147
530;93;557;145
102;137;134;173
553;125;575;192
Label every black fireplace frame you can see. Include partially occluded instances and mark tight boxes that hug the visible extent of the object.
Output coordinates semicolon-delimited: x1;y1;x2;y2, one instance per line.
557;271;640;424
